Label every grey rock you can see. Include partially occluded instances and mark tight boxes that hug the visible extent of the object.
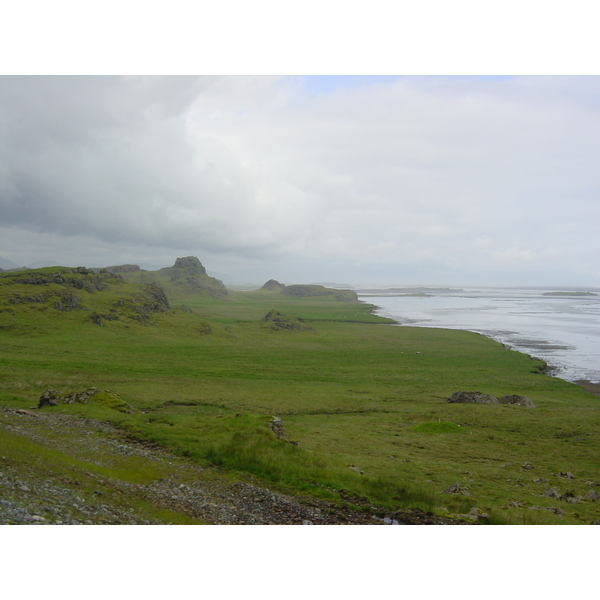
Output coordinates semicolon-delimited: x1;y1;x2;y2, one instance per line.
443;483;471;496
533;477;547;484
586;490;600;502
38;389;59;408
543;488;562;500
173;256;206;272
545;507;564;516
500;394;536;408
448;391;499;404
268;416;289;440
558;471;575;479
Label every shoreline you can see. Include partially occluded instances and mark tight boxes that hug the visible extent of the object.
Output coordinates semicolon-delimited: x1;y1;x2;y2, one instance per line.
363;300;600;397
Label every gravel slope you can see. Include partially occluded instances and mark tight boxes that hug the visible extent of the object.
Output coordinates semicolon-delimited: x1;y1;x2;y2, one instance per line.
1;407;466;525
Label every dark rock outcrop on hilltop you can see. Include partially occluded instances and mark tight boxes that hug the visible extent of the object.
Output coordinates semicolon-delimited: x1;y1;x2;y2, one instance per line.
105;264;141;274
281;284;358;302
157;256;227;299
173;256;206;272
260;279;286;291
97;257;228;300
448;391;500;404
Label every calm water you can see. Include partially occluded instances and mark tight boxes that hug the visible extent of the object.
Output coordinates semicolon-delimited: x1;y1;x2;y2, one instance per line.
358;287;600;384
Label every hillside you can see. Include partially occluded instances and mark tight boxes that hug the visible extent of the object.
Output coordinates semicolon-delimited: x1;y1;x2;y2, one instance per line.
110;256;229;300
281;284;358;302
0;266;175;331
1;259;600;525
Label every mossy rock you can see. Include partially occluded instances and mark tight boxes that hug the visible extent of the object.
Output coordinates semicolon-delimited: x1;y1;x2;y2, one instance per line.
261;309;313;332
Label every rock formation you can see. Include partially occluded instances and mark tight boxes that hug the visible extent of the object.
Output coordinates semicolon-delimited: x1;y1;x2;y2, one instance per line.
448;391;536;407
261;309;313;332
105;264;141;274
281;284;358;302
448;391;500;404
173;256;206;272
38;387;132;413
499;394;536;408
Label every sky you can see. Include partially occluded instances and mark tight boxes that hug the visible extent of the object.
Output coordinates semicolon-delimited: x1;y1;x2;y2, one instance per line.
1;74;599;286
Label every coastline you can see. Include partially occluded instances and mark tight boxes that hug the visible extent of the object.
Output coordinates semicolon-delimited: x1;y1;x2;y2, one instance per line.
363;298;600;397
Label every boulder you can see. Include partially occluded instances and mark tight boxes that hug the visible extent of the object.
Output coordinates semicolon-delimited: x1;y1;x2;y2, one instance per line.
448;391;500;404
500;394;536;408
586;490;600;502
38;388;59;408
268;416;288;440
442;483;471;496
543;488;562;500
63;387;98;404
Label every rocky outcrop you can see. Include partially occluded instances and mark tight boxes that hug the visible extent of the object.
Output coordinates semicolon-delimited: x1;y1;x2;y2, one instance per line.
261;309;313;332
448;391;536;407
268;416;288;439
105;264;141;274
448;391;500;404
173;256;206;272
260;279;286;292
499;394;536;408
281;284;358;302
158;257;228;299
38;387;132;413
38;389;60;407
442;483;471;496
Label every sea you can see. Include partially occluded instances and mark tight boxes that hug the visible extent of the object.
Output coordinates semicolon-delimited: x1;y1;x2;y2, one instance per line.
357;286;600;384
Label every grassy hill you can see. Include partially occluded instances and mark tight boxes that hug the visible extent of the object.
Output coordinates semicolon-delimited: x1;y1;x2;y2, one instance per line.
110;256;229;300
1;263;599;524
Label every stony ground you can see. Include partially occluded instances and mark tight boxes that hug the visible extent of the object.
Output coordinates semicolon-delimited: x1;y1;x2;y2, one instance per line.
0;407;467;525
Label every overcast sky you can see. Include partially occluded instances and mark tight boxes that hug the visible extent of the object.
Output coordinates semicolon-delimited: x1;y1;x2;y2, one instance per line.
1;75;599;286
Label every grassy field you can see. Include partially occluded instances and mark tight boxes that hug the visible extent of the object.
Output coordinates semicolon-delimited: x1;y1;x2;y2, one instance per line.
1;266;599;523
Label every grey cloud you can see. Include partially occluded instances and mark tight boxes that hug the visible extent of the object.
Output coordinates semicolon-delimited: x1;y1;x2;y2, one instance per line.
0;76;599;285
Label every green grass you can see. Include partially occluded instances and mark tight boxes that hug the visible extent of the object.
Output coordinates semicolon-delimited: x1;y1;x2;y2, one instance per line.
1;266;599;523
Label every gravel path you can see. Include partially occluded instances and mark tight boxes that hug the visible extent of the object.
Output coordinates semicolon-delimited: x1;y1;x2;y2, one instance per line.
1;407;465;525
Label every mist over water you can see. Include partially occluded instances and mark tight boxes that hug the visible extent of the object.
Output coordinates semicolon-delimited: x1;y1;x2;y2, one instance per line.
358;287;600;384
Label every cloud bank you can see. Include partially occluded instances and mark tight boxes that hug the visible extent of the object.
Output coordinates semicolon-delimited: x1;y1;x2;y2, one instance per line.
1;75;598;285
